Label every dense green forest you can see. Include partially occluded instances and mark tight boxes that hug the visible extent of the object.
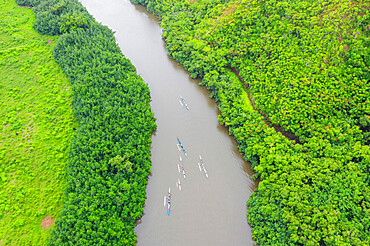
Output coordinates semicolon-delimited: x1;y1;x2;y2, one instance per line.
11;0;156;245
131;0;369;245
0;0;75;244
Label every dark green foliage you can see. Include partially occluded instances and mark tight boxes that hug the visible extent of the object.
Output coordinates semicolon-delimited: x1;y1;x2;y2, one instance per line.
49;24;156;245
16;0;156;244
16;0;40;6
17;0;94;35
132;0;370;245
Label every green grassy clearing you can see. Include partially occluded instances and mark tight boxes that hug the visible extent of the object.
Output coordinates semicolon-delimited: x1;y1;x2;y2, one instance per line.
0;0;75;245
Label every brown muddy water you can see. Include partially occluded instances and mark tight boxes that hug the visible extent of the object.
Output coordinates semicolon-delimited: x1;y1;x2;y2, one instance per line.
79;0;257;245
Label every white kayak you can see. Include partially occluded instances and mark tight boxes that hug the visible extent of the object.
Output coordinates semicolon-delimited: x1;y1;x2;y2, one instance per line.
198;155;208;178
177;178;182;191
178;156;186;178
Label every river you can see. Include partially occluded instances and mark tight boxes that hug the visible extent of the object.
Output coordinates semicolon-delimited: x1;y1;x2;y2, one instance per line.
79;0;257;245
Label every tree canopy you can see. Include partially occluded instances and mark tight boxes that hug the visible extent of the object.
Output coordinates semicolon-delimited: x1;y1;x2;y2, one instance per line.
132;0;370;245
16;0;156;245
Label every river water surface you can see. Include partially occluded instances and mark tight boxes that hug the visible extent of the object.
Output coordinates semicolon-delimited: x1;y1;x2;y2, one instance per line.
79;0;257;245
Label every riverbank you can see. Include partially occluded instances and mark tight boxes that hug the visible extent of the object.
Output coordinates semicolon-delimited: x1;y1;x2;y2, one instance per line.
78;0;258;244
8;0;156;244
130;0;370;245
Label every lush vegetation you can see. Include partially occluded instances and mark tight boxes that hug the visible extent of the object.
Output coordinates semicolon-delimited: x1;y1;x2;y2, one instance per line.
11;0;156;245
0;0;75;244
49;24;156;245
131;0;370;245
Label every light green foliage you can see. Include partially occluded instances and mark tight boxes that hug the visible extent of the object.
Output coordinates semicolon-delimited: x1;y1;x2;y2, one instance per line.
15;0;156;244
132;0;370;245
109;155;134;173
0;0;75;245
3;0;156;244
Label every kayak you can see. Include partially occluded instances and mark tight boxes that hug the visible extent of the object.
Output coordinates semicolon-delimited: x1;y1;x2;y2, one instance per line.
167;187;171;216
178;156;186;178
177;137;187;156
198;155;209;178
177;178;182;191
179;95;189;110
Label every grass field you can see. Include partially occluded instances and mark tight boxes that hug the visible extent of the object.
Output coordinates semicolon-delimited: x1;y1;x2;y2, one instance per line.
0;0;75;244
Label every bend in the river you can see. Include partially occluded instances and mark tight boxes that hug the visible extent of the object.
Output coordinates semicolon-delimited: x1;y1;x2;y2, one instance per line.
79;0;257;245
